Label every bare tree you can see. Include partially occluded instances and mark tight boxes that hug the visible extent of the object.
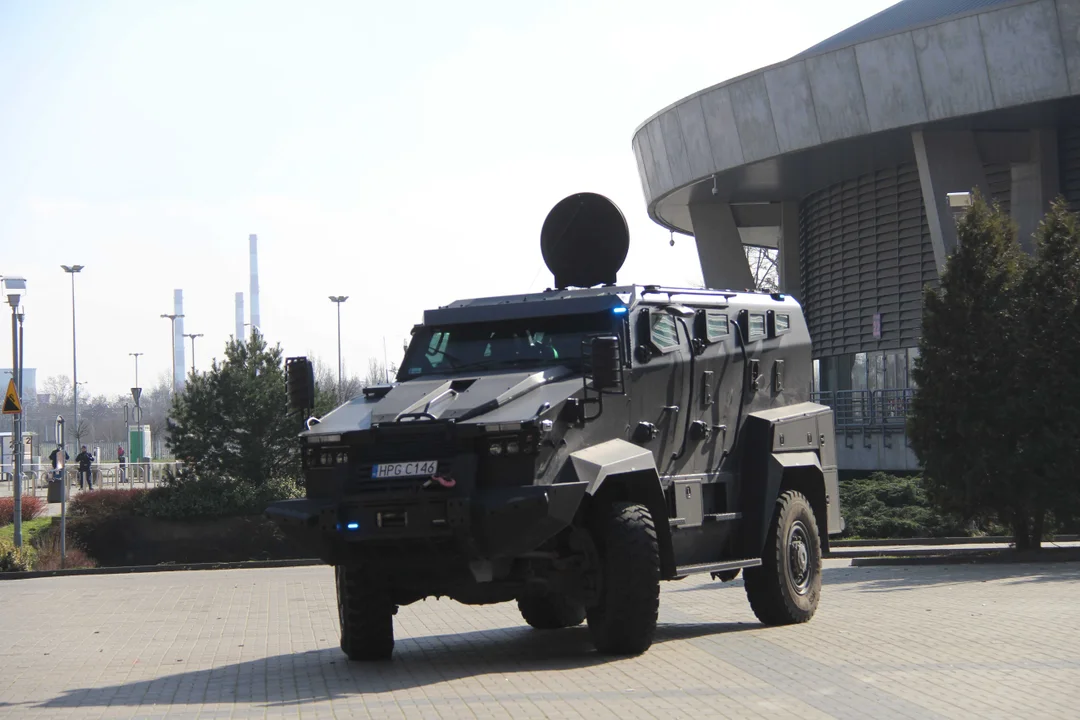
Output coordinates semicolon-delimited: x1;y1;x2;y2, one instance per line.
745;246;779;292
365;357;397;387
685;246;781;292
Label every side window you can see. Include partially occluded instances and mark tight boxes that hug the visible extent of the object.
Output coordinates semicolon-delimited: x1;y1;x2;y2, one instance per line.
694;309;729;345
748;312;766;341
650;312;679;351
768;310;791;337
705;311;729;342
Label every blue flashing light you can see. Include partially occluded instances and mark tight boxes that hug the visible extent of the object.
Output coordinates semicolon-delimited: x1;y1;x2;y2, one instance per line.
346;522;359;530
612;306;628;315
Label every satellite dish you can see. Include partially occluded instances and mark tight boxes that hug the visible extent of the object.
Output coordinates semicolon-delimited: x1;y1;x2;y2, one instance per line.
541;192;629;289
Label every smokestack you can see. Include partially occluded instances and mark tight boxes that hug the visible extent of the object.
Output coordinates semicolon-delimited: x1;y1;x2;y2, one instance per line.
235;292;244;341
249;234;260;337
174;289;186;391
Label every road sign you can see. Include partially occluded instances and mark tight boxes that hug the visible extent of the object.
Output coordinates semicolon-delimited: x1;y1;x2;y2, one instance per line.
2;379;21;414
131;387;142;405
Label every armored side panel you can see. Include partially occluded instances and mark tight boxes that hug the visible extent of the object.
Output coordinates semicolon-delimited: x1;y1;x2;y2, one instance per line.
736;402;839;557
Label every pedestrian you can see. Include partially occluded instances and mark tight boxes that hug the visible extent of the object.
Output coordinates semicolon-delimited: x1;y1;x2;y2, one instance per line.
117;444;127;483
75;445;94;491
48;445;69;482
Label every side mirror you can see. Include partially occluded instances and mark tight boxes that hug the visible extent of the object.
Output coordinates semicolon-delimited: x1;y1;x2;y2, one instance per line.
591;336;621;391
285;357;316;413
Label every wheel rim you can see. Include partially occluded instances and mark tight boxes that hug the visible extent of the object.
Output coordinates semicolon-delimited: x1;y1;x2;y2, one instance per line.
787;520;813;595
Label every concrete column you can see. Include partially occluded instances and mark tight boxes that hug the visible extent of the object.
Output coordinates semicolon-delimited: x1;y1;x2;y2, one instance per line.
778;201;801;300
688;203;754;291
912;129;990;274
1011;128;1059;253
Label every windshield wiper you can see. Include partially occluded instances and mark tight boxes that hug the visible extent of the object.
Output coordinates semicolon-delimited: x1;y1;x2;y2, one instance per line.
445;357;566;373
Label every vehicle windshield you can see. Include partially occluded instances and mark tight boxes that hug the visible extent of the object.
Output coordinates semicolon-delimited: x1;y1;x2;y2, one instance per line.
398;311;618;379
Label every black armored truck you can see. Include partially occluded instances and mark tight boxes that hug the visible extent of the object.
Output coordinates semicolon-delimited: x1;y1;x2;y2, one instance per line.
268;192;842;661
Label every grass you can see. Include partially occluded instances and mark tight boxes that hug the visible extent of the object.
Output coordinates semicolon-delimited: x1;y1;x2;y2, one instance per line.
0;516;52;546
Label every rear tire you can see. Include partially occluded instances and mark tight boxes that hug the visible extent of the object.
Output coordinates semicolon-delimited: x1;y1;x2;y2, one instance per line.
518;591;586;629
586;501;660;655
336;565;396;661
743;490;822;625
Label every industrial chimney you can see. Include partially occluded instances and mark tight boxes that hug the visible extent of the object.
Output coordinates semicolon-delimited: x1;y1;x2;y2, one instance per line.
249;234;260;337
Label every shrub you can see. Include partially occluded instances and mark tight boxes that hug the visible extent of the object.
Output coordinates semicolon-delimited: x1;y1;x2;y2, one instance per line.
69;489;147;519
31;525;96;571
136;472;302;520
0;495;48;526
840;473;1006;539
0;542;32;572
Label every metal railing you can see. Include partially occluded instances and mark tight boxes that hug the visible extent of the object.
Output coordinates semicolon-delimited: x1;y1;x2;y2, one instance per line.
0;462;181;499
812;389;914;431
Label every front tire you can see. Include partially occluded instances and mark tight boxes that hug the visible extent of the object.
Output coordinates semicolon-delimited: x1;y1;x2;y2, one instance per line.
518;591;586;629
586;501;660;655
743;490;822;625
336;565;396;661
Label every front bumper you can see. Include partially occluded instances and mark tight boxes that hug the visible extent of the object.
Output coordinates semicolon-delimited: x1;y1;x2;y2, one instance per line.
266;481;587;560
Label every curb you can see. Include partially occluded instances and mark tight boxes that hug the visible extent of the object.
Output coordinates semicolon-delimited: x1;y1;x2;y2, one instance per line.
0;558;325;581
831;535;1078;547
850;548;1080;567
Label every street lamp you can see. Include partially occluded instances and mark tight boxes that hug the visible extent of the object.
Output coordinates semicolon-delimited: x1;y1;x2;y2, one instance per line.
129;352;143;391
184;333;203;374
329;296;348;399
61;264;83;466
2;276;26;548
128;352;143;462
160;313;184;397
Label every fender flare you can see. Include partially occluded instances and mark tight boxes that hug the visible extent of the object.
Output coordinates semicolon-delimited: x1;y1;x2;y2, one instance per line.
564;439;677;579
744;451;833;557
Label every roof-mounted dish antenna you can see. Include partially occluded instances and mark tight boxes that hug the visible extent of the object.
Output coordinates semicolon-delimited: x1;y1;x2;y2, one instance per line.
541;192;629;289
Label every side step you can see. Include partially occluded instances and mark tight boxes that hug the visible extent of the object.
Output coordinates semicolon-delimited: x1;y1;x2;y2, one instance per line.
673;558;761;580
670;512;742;528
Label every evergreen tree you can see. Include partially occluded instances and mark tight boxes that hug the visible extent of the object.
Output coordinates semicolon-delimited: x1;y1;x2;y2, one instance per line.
908;192;1031;546
167;330;301;486
1014;199;1080;544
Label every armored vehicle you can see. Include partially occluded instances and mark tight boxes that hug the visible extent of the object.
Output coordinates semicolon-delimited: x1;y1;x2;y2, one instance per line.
268;192;842;662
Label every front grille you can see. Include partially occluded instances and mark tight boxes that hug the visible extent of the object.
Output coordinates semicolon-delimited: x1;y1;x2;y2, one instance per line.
352;424;462;463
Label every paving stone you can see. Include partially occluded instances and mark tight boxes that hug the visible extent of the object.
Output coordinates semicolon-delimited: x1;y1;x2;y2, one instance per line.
0;560;1077;718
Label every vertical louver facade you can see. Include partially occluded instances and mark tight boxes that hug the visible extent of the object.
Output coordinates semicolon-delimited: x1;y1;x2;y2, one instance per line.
798;163;938;361
1063;125;1080;214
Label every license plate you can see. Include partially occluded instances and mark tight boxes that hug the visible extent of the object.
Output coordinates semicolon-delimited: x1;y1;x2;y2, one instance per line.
371;460;438;479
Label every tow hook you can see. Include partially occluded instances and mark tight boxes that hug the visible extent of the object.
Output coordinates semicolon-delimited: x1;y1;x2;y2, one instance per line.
423;474;457;489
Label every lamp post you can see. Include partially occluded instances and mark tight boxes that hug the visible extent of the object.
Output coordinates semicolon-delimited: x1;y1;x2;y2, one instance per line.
329;296;348;400
128;354;143;464
184;333;203;374
2;276;26;548
129;352;142;391
160;313;184;397
61;264;83;468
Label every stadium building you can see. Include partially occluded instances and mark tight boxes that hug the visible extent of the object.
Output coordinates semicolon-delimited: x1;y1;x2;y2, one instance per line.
632;0;1080;471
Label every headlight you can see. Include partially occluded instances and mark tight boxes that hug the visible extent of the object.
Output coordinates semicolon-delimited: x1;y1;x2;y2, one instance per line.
307;446;349;467
485;434;537;456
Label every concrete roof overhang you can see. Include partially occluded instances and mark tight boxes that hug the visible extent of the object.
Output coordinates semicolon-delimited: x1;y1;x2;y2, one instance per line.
632;0;1080;235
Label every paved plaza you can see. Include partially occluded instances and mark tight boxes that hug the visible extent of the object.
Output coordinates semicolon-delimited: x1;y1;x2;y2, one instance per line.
0;559;1077;719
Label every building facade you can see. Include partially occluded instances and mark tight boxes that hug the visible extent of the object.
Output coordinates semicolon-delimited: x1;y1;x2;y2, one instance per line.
632;0;1080;471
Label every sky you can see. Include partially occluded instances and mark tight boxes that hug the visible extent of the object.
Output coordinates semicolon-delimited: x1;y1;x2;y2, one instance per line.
0;0;896;400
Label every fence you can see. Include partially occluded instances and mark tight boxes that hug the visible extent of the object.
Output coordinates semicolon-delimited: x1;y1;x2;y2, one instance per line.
0;462;181;499
811;389;914;431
